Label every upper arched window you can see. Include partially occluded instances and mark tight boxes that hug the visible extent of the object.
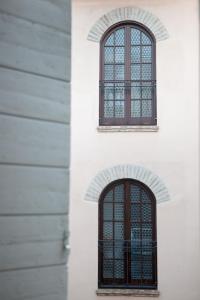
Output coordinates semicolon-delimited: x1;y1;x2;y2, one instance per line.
99;22;156;126
98;179;157;289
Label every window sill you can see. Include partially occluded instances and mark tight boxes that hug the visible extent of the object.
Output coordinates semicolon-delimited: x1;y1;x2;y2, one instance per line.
96;289;160;297
97;126;159;132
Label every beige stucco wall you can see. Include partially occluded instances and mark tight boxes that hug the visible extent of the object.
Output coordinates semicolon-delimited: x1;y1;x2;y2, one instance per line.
69;0;200;300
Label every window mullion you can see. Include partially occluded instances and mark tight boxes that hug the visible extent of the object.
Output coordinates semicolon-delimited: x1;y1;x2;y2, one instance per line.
125;26;131;124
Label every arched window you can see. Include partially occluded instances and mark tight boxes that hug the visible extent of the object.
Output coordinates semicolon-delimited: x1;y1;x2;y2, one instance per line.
99;22;156;126
98;179;157;289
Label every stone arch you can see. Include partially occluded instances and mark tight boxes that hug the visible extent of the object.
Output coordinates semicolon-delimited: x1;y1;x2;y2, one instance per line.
85;165;170;204
87;7;169;42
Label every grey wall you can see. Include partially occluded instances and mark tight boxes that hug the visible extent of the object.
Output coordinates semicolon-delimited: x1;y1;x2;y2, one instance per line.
0;1;71;299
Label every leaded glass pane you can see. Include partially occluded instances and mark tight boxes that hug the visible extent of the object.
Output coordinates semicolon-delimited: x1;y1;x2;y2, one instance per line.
142;46;152;63
143;257;153;279
131;185;141;202
114;184;124;202
103;222;113;239
131;100;141;117
104;65;114;80
104;190;113;202
114;223;124;240
114;204;124;221
115;84;124;100
142;64;151;80
131;64;140;80
115;65;124;80
131;82;141;99
114;241;124;259
115;47;124;63
141;190;150;203
131;46;140;63
103;259;113;278
115;28;125;45
115;101;124;118
114;260;124;278
142;83;152;99
104;203;113;221
131;28;141;45
104;84;114;100
131;223;141;246
131;204;140;222
131;259;142;279
142;223;152;242
105;33;114;46
142;32;151;45
104;101;114;118
104;47;114;63
103;241;113;259
142;100;152;117
142;204;152;222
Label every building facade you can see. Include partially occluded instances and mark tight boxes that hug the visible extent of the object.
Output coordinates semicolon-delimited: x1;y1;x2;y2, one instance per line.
69;0;200;299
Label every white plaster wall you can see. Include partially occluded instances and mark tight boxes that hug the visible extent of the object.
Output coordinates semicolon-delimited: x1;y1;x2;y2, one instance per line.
69;0;200;300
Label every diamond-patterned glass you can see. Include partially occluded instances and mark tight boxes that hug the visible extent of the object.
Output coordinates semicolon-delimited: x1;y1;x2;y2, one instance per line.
131;64;140;80
103;241;113;259
103;259;113;278
114;204;124;221
131;185;141;202
143;257;153;280
105;33;114;46
104;190;113;202
114;223;124;240
115;84;124;100
142;83;152;99
142;32;151;45
142;100;152;117
131;46;140;63
104;203;113;221
104;65;114;80
114;184;124;202
142;223;152;242
142;64;151;80
103;222;113;239
104;84;114;100
115;47;124;63
131;83;141;99
131;100;141;117
114;241;124;259
115;65;124;80
141;190;150;203
104;101;114;118
131;259;142;280
115;101;124;118
114;260;124;278
104;47;114;63
115;28;125;46
142;46;152;63
131;204;140;222
131;223;140;241
131;28;141;45
142;204;152;222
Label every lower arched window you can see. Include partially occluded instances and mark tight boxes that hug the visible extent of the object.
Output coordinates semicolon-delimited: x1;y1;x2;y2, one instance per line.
98;179;157;289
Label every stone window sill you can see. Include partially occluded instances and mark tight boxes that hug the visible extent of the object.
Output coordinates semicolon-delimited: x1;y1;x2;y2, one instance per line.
97;126;159;132
96;289;160;297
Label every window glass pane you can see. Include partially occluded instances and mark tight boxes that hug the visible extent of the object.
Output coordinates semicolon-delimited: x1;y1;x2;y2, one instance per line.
115;47;124;63
103;241;113;259
105;65;114;80
142;32;152;45
143;257;153;280
142;223;152;242
114;184;124;202
131;46;140;63
142;83;152;99
142;64;151;80
103;222;113;239
114;260;124;278
142;204;152;222
115;65;124;80
142;100;152;117
105;33;114;46
114;223;124;240
131;185;141;202
114;241;124;259
115;101;124;118
131;64;140;80
104;101;114;118
131;28;141;45
142;46;152;63
104;47;114;63
104;190;113;202
115;28;125;45
104;203;113;221
115;84;124;100
103;259;113;278
114;204;124;221
131;82;141;99
131;100;141;117
104;84;114;100
131;204;140;222
131;260;142;280
141;190;150;203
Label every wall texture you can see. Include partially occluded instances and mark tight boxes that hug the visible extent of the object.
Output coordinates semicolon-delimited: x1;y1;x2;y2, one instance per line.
0;1;71;299
70;0;199;300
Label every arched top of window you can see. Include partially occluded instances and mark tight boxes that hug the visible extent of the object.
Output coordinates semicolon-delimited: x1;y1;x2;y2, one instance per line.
98;178;157;289
99;22;156;126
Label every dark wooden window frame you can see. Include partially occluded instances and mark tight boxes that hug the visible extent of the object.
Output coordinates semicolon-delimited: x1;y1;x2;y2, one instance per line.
99;21;157;126
98;179;157;289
